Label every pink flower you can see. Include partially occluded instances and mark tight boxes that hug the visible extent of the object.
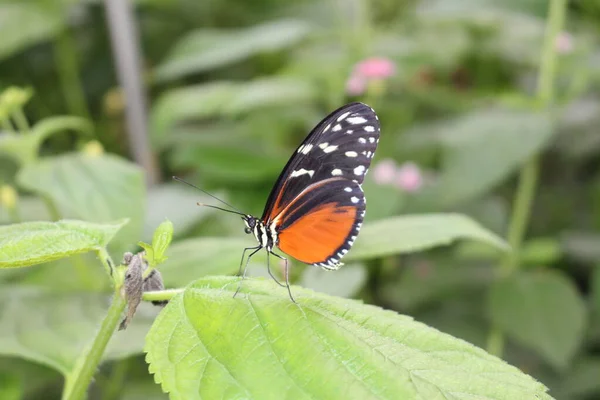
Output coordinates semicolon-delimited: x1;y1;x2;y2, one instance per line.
355;58;396;79
555;32;573;54
372;159;397;185
345;74;367;96
346;57;396;96
395;162;423;193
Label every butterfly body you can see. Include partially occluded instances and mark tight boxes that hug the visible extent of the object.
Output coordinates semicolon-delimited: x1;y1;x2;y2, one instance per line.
237;102;381;296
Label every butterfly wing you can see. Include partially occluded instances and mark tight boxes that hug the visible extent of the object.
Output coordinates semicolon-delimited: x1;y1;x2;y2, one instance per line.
262;102;380;268
276;178;365;269
261;102;380;222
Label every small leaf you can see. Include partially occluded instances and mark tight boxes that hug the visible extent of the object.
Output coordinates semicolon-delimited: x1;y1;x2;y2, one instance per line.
17;153;145;255
141;219;174;267
145;276;552;400
0;288;158;375
489;270;587;370
347;213;508;261
154;19;311;82
0;219;127;268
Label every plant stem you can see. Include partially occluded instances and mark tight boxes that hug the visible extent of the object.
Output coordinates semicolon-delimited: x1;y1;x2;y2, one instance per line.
12;109;30;134
486;0;566;357
142;288;184;303
54;29;91;120
65;291;126;400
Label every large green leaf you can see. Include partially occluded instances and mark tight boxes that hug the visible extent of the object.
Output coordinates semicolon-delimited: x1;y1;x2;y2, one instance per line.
150;78;316;149
0;287;158;375
346;213;508;261
145;276;552;400
0;3;64;61
404;109;554;207
154;19;311;82
489;270;587;370
0;219;127;268
17;153;145;255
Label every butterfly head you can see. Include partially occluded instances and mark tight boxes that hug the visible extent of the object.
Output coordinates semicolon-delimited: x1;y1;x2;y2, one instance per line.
242;215;258;235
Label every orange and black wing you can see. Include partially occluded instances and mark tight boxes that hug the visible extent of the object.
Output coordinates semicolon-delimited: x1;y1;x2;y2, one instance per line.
260;102;380;268
274;178;365;269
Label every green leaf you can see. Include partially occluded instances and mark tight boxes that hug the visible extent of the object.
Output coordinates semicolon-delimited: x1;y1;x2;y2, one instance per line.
405;109;554;207
347;213;509;261
17;153;145;255
154;19;311;82
0;373;21;400
554;357;600;399
300;263;367;298
0;3;64;62
150;78;316;150
145;276;552;400
0;219;127;268
0;288;158;375
140;219;173;267
489;270;587;370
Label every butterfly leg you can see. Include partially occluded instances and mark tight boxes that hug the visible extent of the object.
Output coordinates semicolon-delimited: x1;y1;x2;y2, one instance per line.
271;252;296;303
234;246;262;298
266;250;286;287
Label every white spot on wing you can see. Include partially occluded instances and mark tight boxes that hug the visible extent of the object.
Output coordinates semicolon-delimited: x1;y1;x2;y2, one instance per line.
337;111;351;121
323;145;338;153
354;165;365;175
347;116;367;124
290;168;314;178
344;187;352;192
351;196;359;204
332;124;342;132
369;137;375;143
358;137;366;144
323;124;331;132
345;151;357;157
331;169;343;176
346;130;354;134
364;126;375;132
300;144;313;154
319;142;328;149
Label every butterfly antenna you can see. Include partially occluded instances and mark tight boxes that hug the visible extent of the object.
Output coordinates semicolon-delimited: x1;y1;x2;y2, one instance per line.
172;176;245;216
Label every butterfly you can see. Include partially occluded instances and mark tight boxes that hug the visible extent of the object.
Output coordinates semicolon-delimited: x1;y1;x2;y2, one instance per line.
176;102;380;301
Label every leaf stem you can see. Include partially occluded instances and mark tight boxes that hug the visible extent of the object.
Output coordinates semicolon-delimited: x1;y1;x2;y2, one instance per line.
486;0;566;357
64;291;126;400
12;109;31;134
142;288;183;302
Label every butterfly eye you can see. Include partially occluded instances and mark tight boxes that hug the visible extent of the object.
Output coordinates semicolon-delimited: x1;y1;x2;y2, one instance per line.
244;227;252;234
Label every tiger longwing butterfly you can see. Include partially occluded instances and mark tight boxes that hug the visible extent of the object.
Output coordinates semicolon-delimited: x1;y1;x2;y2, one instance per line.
177;102;380;302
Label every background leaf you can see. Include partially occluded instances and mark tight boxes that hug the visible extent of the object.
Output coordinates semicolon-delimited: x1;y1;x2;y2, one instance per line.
347;213;509;261
0;288;158;376
0;3;64;62
17;153;145;255
154;19;312;82
489;269;587;370
145;276;552;400
0;219;127;268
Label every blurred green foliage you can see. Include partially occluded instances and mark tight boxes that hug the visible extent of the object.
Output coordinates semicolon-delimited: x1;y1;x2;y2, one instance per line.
0;0;599;399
